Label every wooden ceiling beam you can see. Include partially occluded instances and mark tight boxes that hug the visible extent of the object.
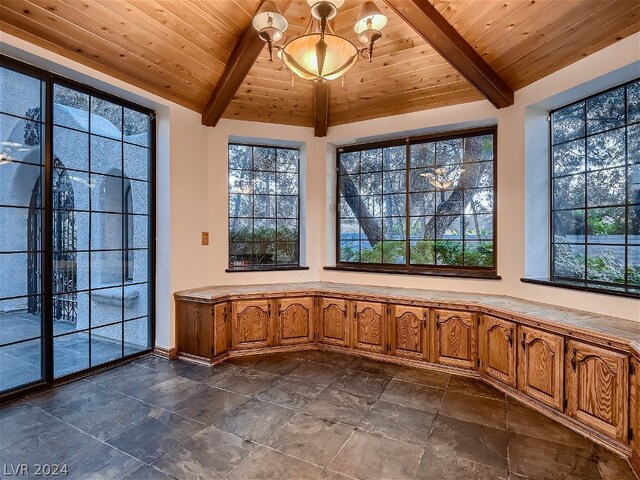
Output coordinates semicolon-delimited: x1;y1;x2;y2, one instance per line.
202;0;293;127
383;0;514;109
314;81;330;137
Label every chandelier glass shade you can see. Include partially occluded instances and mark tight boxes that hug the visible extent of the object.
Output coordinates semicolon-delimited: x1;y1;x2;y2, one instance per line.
281;33;359;81
252;0;387;82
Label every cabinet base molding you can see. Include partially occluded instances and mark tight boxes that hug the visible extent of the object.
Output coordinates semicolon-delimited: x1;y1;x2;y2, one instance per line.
175;351;216;366
153;346;178;359
229;344;318;357
482;375;633;460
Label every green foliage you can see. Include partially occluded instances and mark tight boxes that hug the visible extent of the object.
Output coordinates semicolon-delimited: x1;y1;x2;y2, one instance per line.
554;244;638;285
628;265;640;286
587;209;624;235
340;239;493;267
229;226;298;265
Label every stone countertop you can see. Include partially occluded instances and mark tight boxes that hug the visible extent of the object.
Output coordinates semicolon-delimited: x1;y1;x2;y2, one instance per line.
174;282;640;348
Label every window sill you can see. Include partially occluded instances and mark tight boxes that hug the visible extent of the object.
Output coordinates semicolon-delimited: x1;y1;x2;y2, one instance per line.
225;266;310;273
520;277;640;299
324;265;501;280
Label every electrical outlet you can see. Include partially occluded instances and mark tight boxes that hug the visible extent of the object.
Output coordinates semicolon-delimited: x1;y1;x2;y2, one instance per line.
201;232;209;245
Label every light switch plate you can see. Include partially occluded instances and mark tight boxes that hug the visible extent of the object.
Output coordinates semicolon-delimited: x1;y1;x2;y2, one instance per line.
201;232;209;245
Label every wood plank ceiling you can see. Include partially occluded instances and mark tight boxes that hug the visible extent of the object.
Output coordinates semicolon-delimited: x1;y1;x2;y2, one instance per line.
1;0;638;128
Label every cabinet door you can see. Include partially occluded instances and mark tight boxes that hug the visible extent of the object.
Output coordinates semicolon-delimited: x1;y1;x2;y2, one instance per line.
353;301;386;354
479;315;516;387
232;300;271;350
213;302;230;357
176;300;213;359
566;340;629;442
390;305;428;361
277;297;314;345
432;309;477;368
517;326;564;411
319;298;349;347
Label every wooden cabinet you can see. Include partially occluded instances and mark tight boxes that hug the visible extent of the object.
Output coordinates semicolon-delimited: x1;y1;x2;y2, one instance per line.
276;297;314;345
432;309;477;368
389;305;428;361
479;315;516;387
213;302;230;358
352;301;386;354
517;325;564;411
232;299;272;350
176;300;213;360
565;340;629;442
319;297;349;347
631;356;639;471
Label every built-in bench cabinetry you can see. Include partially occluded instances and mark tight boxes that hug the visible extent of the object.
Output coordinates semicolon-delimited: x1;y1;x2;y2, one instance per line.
174;285;639;473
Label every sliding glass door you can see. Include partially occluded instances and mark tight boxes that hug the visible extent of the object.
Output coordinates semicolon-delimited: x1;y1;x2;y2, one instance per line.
0;65;46;393
0;58;155;398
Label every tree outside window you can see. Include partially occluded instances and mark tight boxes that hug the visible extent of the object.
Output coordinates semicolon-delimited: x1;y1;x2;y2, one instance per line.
550;79;639;293
228;144;300;270
337;127;496;276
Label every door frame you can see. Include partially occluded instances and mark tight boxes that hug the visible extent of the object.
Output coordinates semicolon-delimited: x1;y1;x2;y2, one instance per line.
0;55;157;403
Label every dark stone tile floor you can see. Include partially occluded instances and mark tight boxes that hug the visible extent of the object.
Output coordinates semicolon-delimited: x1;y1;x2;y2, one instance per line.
0;350;636;480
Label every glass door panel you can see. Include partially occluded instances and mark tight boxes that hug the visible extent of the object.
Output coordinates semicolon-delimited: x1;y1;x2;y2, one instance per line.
0;65;46;393
52;84;152;377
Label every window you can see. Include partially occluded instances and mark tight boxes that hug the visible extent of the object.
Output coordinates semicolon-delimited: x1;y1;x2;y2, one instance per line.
550;79;639;295
336;127;497;277
228;144;301;270
0;57;155;398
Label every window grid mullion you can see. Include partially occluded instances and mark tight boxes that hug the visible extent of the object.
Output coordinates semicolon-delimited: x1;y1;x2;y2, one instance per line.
551;78;638;291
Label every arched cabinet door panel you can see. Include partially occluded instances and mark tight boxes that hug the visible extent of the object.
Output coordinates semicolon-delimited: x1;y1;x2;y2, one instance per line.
390;305;428;360
566;340;628;442
277;297;314;345
353;301;386;354
232;300;271;350
479;315;516;387
319;298;349;347
517;326;564;411
432;309;477;369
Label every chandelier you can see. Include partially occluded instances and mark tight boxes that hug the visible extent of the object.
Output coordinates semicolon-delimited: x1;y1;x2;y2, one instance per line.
251;0;388;82
420;167;465;190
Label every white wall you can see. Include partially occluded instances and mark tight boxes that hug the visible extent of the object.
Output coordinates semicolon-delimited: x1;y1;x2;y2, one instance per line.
2;30;638;353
